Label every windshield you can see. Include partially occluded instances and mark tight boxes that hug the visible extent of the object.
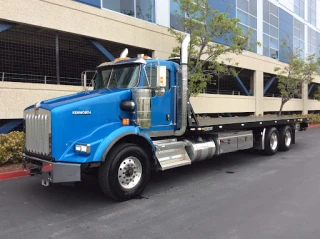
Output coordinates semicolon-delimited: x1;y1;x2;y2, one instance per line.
94;64;140;90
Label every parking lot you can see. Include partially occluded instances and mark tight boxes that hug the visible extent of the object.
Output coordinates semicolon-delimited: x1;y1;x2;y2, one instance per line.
0;128;320;239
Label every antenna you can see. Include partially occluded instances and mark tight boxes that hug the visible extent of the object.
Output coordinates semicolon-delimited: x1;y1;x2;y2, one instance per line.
120;48;128;58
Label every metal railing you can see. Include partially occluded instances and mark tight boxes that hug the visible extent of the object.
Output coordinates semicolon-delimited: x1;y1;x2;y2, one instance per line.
202;89;242;95
1;72;82;86
264;93;302;99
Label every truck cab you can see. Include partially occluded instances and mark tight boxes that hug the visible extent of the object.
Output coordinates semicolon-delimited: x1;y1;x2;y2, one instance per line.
24;39;190;200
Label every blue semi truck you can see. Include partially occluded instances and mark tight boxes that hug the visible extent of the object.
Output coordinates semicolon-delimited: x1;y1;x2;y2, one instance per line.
23;35;308;201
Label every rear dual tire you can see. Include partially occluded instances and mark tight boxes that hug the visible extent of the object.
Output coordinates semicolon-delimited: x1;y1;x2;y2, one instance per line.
264;127;279;155
264;126;293;155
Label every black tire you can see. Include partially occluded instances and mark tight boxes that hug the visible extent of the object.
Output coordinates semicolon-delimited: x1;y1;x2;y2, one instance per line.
279;125;293;151
98;143;150;201
264;127;279;156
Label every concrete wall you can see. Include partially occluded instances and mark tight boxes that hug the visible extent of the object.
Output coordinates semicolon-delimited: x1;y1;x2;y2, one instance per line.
190;95;256;114
0;82;81;119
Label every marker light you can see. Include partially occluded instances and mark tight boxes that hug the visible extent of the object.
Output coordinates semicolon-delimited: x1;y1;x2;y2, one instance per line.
75;144;90;154
114;57;130;63
122;118;130;126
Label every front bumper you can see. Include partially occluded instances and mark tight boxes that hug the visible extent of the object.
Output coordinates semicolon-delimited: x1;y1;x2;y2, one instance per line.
23;154;81;184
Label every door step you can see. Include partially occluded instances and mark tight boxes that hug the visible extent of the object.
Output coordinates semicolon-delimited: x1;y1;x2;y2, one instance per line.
153;140;191;171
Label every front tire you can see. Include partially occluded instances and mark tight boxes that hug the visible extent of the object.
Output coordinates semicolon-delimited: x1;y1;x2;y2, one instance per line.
264;127;279;155
98;143;150;201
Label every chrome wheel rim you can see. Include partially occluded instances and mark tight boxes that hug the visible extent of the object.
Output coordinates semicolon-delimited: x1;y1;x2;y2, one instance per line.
270;132;278;151
285;130;292;147
118;156;142;189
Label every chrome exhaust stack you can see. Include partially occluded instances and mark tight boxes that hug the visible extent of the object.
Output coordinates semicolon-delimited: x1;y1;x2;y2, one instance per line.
174;34;190;136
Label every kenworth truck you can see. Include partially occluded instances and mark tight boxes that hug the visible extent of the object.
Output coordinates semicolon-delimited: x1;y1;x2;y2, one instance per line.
24;35;308;201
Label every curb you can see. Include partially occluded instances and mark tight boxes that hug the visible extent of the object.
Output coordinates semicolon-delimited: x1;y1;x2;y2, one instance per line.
0;170;29;181
309;124;320;129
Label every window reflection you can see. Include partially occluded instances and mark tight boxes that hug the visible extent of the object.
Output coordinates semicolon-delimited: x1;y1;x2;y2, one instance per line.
136;0;155;23
102;0;155;22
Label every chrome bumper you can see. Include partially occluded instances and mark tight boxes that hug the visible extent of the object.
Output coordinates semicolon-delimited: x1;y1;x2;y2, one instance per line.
23;154;81;184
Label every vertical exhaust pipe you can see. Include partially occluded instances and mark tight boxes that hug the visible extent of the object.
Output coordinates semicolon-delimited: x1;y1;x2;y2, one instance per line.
174;34;190;136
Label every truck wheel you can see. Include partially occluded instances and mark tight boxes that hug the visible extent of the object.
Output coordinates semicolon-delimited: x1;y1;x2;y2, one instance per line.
264;127;279;155
279;125;293;151
98;143;150;201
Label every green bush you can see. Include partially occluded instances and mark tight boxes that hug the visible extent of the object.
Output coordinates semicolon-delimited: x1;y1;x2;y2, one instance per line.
0;131;24;166
292;114;320;124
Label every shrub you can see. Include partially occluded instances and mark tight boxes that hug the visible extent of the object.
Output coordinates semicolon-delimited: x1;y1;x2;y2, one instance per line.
0;131;24;166
292;114;320;124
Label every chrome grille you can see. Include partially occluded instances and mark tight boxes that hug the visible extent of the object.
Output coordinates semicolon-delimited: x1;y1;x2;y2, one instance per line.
24;108;51;156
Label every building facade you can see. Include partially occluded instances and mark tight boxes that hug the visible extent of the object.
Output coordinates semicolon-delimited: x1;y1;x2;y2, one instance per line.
0;0;320;129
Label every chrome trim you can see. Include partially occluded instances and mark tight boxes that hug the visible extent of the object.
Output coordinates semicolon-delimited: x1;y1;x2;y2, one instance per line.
184;137;216;162
172;85;177;126
174;34;190;136
147;130;175;137
24;156;81;183
23;153;51;163
133;89;152;129
261;128;266;150
24;108;51;156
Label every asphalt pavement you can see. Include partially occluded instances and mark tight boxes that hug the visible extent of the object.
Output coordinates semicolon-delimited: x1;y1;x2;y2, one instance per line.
0;128;320;239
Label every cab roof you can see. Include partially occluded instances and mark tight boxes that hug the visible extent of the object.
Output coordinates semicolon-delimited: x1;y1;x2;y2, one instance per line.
97;58;179;69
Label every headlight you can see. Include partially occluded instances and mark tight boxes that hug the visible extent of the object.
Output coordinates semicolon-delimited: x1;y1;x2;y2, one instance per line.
75;144;90;154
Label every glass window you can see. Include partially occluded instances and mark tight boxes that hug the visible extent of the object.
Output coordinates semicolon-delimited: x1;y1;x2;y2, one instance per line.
263;0;269;22
293;18;305;56
170;1;183;30
136;0;155;23
263;0;279;59
102;0;134;16
270;25;278;38
270;14;278;27
293;38;300;48
263;34;269;47
249;15;257;29
294;0;305;18
249;0;257;17
107;65;140;89
96;64;140;89
263;22;269;34
308;0;317;26
237;0;257;52
270;48;278;59
294;27;300;38
102;0;155;23
300;25;304;40
270;37;278;49
270;3;278;17
238;0;249;12
237;9;249;26
307;27;317;56
145;68;170;91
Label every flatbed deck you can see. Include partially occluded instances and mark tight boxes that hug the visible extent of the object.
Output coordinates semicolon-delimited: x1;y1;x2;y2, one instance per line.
188;116;308;132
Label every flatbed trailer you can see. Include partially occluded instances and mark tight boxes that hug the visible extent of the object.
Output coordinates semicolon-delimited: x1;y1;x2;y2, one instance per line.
188;115;308;132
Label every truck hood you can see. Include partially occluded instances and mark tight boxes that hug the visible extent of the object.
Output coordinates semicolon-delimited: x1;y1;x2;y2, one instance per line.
43;88;133;161
28;88;129;111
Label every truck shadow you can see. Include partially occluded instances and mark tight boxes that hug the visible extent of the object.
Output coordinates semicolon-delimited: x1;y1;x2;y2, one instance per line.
19;147;293;210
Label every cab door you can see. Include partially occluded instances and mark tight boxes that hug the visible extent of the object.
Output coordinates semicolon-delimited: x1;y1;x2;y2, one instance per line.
145;64;175;133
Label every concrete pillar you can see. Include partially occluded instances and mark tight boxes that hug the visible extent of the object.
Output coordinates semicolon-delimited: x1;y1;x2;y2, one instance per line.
302;82;308;114
254;70;264;116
